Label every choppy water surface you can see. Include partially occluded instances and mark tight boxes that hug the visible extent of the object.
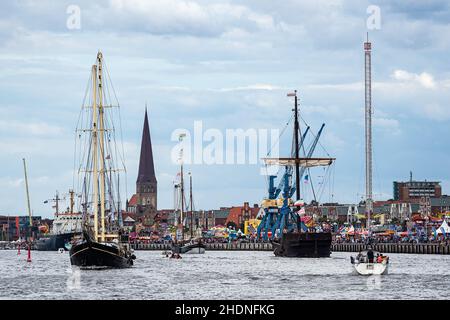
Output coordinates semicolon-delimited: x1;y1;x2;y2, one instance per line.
0;250;449;299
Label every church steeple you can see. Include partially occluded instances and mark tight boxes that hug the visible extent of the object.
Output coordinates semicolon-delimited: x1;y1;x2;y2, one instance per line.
137;107;156;184
136;107;157;212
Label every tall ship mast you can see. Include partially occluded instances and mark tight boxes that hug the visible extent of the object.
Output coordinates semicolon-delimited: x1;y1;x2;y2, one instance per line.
69;52;135;268
258;90;335;257
171;134;206;255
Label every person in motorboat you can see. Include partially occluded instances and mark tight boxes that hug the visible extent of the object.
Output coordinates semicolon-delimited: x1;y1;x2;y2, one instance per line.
356;252;364;263
367;248;374;263
376;253;383;263
379;253;388;263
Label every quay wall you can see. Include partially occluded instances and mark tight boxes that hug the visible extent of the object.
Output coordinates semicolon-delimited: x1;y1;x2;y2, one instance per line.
129;242;273;251
1;242;448;254
331;242;450;255
126;242;450;255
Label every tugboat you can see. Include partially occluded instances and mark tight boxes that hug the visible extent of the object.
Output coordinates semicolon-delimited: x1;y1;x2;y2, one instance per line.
36;190;82;251
69;52;135;269
171;135;206;255
257;90;335;257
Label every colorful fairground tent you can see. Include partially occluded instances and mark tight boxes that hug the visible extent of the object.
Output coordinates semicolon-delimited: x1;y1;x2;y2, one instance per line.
436;220;450;235
204;226;247;239
337;225;369;237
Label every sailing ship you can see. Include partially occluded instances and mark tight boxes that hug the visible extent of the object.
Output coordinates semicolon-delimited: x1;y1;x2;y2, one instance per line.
69;52;135;268
36;190;82;251
171;134;206;255
258;91;335;257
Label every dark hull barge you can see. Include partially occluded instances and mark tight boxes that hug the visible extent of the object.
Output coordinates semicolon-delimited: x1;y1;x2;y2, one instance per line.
272;232;332;258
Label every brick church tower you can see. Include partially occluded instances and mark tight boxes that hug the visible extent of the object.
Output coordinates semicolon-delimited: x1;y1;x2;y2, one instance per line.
135;108;157;216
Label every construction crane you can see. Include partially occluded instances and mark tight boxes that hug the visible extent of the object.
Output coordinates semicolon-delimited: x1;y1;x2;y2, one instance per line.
273;126;310;200
257;123;326;241
289;123;325;198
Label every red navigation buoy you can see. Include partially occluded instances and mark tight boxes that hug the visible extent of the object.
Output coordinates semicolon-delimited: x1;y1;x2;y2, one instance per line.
27;244;32;263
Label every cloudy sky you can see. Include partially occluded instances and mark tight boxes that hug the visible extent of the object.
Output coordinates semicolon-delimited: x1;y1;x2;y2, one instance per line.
1;0;449;218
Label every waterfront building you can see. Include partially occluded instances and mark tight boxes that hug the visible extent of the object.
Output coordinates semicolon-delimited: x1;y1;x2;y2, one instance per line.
226;202;260;231
0;215;42;241
430;195;450;214
393;176;441;201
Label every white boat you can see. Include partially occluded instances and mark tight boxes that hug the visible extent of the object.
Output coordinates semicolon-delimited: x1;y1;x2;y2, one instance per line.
350;249;389;275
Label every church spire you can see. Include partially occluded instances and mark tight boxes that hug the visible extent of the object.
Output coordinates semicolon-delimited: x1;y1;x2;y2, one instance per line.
137;108;156;184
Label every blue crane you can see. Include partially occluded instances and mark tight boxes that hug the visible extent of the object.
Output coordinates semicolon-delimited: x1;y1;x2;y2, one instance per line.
257;124;326;241
289;123;325;198
257;127;309;241
273;126;310;199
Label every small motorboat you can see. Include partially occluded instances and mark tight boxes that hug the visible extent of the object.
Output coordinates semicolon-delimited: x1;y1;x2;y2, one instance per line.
350;249;389;275
172;240;206;254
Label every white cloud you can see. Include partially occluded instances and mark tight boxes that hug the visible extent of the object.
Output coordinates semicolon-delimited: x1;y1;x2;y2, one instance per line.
322;132;345;151
391;69;436;89
105;0;277;37
0;177;23;188
305;82;363;91
422;104;450;121
0;120;65;136
373;117;401;135
218;83;284;92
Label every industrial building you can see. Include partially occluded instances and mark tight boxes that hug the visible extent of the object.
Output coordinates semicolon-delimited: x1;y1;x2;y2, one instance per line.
393;174;441;201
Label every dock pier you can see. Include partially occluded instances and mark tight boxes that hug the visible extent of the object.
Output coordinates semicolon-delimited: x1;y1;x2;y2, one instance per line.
2;241;448;254
128;242;450;254
331;242;450;255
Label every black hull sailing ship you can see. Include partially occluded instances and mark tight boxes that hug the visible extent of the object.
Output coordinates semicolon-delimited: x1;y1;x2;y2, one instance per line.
258;90;335;258
272;232;332;258
70;232;134;268
69;52;135;269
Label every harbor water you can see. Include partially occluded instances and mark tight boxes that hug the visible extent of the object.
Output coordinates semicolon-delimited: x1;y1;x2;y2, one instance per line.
0;250;449;300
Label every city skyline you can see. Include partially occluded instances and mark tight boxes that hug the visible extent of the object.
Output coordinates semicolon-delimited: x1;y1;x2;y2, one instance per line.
1;1;450;218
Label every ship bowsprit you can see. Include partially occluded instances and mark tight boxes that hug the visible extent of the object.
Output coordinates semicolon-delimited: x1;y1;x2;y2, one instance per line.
272;232;332;258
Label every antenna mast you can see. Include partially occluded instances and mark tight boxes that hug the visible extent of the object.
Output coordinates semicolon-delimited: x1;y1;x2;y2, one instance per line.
22;158;32;227
178;134;186;242
364;33;373;232
189;173;193;239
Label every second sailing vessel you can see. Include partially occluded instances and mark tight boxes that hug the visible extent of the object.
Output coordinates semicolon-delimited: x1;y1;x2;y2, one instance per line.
69;52;135;268
258;91;335;257
171;134;206;255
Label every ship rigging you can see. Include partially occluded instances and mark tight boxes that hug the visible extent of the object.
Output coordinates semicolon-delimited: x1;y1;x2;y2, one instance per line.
257;90;335;257
69;51;135;268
